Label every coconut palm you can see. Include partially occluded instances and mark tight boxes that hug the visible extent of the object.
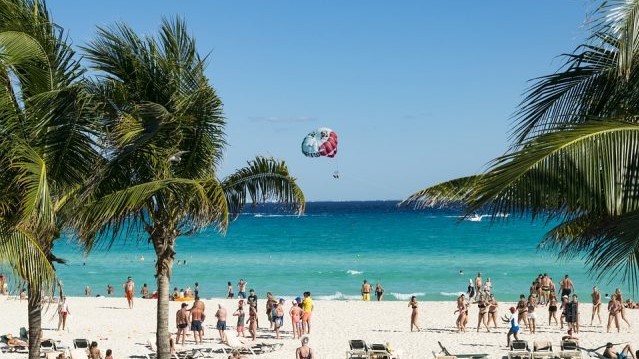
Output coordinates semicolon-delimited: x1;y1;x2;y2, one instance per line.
0;0;100;357
405;1;639;287
72;18;304;358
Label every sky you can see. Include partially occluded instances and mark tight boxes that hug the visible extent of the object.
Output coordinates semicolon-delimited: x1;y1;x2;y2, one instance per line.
49;1;592;201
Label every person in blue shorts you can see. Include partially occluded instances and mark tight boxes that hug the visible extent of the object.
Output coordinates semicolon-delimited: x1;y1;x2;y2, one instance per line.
603;343;636;359
507;306;520;347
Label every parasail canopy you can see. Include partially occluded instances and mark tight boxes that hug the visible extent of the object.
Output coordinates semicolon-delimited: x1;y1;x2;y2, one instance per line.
301;128;338;158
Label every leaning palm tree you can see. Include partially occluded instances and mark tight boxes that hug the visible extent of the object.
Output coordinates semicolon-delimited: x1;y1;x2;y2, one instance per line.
72;18;304;359
0;1;101;357
405;0;639;287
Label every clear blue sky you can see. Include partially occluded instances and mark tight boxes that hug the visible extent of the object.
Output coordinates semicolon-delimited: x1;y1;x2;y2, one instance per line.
50;1;591;201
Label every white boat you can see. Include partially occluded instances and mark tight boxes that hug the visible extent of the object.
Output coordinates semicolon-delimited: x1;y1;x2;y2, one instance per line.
466;214;483;222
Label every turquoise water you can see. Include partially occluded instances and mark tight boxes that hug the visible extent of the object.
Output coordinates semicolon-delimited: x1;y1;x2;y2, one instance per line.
44;201;631;301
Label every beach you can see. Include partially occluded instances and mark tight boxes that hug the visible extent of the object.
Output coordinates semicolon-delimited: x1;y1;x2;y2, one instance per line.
1;295;637;358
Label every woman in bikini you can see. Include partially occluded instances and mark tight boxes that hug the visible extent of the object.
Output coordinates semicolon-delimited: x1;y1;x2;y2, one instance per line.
591;286;602;325
526;295;537;334
296;336;313;359
375;283;385;301
475;294;490;332
607;295;621;333
454;294;468;332
290;299;303;339
614;289;632;328
548;293;559;325
516;294;528;329
408;296;421;332
247;305;257;340
487;294;498;329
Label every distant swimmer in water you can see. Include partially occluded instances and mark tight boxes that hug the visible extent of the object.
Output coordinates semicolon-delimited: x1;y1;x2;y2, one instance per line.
140;256;144;261
459;270;464;275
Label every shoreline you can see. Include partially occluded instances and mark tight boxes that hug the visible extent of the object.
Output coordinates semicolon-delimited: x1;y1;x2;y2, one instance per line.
1;296;637;359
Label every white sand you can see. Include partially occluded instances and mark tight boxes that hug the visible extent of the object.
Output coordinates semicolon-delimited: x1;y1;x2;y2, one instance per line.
1;296;637;358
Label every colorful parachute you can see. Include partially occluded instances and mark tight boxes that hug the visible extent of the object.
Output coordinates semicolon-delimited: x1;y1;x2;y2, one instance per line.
301;128;338;158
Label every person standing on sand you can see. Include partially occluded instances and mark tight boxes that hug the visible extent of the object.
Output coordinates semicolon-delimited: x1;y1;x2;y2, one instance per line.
106;284;114;296
487;294;498;329
57;296;70;331
233;300;246;337
215;303;228;343
85;286;91;296
247;289;258;328
141;283;149;298
548;293;559;326
614;288;632;328
302;291;314;334
248;305;258;341
237;279;247;299
455;294;468;332
361;280;371;301
375;283;384;301
176;303;189;345
274;298;285;339
607;295;621;333
474;273;483;300
467;279;475;299
189;298;205;344
507;307;520;348
516;294;528;330
123;276;135;309
408;295;421;332
296;336;314;359
560;274;574;298
526;295;537;334
591;286;602;325
226;281;234;298
290;299;303;339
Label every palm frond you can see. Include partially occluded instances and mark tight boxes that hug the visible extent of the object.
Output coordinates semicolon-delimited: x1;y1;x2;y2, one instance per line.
401;175;480;209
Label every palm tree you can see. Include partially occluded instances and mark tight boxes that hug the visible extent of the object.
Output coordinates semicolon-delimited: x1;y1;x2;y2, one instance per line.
71;19;305;358
0;0;100;357
405;0;639;287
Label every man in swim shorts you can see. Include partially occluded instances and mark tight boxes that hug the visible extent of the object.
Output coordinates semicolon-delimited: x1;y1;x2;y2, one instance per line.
123;276;135;309
237;279;247;299
603;342;636;359
190;298;205;344
560;274;574;298
302;291;314;335
361;280;371;301
215;304;228;342
474;273;483;301
176;303;189;345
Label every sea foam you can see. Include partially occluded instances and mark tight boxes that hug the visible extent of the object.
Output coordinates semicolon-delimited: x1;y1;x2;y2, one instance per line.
316;291;362;301
346;270;363;275
390;292;426;300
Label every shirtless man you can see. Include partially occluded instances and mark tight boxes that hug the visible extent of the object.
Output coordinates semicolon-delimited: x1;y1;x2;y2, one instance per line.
474;273;483;300
106;284;114;296
237;279;247;299
190;297;205;344
540;273;552;305
591;286;602;325
361;280;372;301
603;342;636;359
123;277;135;309
176;303;190;345
215;304;228;343
560;274;574;298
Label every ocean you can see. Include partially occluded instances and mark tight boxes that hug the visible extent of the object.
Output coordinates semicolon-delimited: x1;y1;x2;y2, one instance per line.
47;201;630;301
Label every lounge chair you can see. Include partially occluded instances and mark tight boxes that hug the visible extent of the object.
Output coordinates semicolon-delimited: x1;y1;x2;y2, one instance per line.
19;327;28;341
559;340;582;359
221;332;261;357
41;338;57;353
532;340;554;359
346;339;368;359
438;341;489;359
0;334;28;353
144;338;190;359
508;340;531;359
369;343;396;359
46;352;66;359
73;338;90;350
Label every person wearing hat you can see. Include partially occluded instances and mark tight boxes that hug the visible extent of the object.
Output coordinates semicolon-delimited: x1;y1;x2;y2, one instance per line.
603;342;636;359
506;306;520;348
176;302;190;345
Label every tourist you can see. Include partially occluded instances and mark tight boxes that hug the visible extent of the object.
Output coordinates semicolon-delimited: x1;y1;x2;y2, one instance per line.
483;277;492;296
106;284;114;295
475;294;490;332
296;336;314;359
233;300;246;337
565;294;579;333
237;279;247;299
123;276;135;309
215;303;228;343
607;295;621;333
506;307;519;348
105;349;113;359
375;283;384;301
290;299;303;339
487;294;498;329
548;293;559;325
361;280;371;301
474;273;483;300
226;281;234;298
603;342;636;359
454;294;468;332
247;305;257;341
190;298;205;344
85;286;91;296
19;288;26;301
615;288;632;328
176;303;189;345
527;295;537;334
561;328;578;341
57;296;70;331
408;295;421;332
140;283;149;298
194;282;199;298
467;279;475;299
560;295;570;329
266;292;277;330
591;286;602;325
302;291;314;334
274;298;285;339
516;294;528;329
89;341;101;359
560;274;574;298
540;273;551;305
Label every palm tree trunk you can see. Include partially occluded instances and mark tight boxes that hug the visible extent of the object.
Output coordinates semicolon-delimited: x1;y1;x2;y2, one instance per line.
153;229;176;359
27;283;42;359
